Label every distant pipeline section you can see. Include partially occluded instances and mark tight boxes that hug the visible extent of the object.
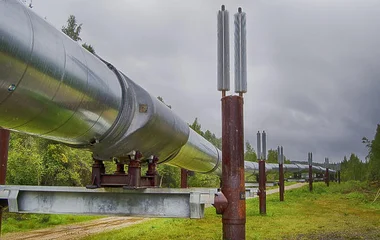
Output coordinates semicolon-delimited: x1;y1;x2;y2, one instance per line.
0;1;333;177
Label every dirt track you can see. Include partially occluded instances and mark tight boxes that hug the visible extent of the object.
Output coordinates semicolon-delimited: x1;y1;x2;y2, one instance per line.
1;217;150;240
1;183;306;240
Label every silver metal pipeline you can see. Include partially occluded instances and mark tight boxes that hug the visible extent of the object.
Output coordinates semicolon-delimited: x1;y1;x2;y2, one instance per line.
0;1;332;177
0;0;220;174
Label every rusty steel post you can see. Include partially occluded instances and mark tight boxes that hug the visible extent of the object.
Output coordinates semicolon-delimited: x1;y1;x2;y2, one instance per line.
181;168;188;188
221;96;245;240
258;160;266;215
127;152;142;188
87;158;106;188
279;163;284;201
114;163;125;174
325;168;329;187
0;129;10;236
0;129;10;185
309;165;313;192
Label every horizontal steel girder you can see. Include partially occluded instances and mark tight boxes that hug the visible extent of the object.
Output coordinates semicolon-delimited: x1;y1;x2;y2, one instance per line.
0;185;216;219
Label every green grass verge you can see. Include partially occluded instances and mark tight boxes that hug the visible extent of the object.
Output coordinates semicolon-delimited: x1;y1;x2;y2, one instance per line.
83;181;380;240
1;212;102;234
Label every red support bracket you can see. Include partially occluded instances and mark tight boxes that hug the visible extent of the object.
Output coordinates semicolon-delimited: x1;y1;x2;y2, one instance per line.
213;191;228;214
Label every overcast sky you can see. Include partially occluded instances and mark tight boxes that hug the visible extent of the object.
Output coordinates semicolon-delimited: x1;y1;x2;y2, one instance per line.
29;0;380;163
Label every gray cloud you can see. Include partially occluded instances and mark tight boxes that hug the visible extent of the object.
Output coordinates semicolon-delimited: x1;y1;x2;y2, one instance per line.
30;0;380;163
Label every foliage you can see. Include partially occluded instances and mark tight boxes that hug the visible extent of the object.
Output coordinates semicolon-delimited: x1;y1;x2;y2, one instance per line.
157;96;172;109
6;132;93;186
244;141;257;162
367;124;380;182
82;43;95;54
62;15;82;41
6;134;44;185
340;153;367;182
62;15;96;54
157;165;180;188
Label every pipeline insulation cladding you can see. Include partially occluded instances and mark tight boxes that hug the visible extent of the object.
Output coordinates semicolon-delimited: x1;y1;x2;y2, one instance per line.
217;6;230;91
234;9;247;93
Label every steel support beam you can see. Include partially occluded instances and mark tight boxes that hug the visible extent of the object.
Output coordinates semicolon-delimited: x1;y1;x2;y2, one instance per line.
279;163;284;201
0;185;216;219
221;96;246;240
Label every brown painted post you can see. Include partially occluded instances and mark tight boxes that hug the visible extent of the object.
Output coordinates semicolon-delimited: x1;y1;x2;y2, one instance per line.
127;152;142;188
338;171;341;184
0;129;10;236
309;165;313;191
0;129;10;185
325;157;330;187
278;146;284;201
221;96;245;240
308;152;313;192
258;159;266;214
181;168;188;188
146;156;159;187
279;163;284;201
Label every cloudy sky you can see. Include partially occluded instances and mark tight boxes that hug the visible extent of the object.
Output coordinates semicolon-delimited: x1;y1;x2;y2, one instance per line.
29;0;380;163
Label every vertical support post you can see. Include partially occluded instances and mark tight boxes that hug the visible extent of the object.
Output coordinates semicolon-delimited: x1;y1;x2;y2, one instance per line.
279;164;284;201
181;168;188;188
308;152;313;192
221;96;245;240
258;160;266;214
0;129;10;185
127;152;142;188
146;156;159;187
337;162;341;184
325;157;329;187
258;131;266;214
278;146;284;201
114;163;125;174
88;158;105;188
338;171;341;184
0;129;10;236
309;166;313;191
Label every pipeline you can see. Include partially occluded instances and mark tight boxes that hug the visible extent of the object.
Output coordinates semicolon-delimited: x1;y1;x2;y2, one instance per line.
0;1;334;177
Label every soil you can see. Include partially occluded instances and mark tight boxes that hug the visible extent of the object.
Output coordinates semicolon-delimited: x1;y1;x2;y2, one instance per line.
1;217;150;240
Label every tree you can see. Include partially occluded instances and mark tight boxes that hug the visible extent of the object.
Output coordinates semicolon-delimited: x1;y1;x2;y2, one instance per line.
244;141;257;162
367;124;380;182
82;43;95;54
189;118;202;135
157;96;172;109
62;15;96;54
267;149;278;163
62;15;82;41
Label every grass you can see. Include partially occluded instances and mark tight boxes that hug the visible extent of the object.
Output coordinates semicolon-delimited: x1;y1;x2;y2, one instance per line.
1;211;102;234
83;181;380;240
